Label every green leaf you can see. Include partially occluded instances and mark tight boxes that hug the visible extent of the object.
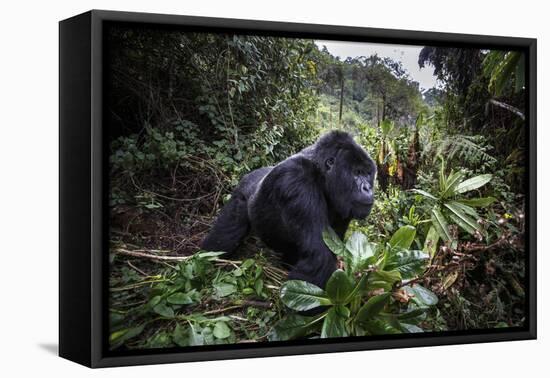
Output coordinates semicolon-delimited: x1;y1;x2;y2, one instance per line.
214;283;237;297
323;228;346;256
367;270;402;291
423;226;439;257
345;231;376;271
397;307;428;321
172;324;189;347
444;202;481;234
441;170;464;198
213;321;231;339
456;197;497;208
254;278;264;295
411;189;437;201
167;292;193;305
280;280;331;311
385;250;429;279
431;207;452;242
356;293;391;322
389;225;416;250
362;318;401;335
344;273;369;302
335;304;351;318
321;307;348;338
153;302;175;318
400;323;424;333
456;174;492;193
148;295;162;308
268;314;324;341
188;323;204;346
448;200;479;218
325;270;354;304
404;285;438;306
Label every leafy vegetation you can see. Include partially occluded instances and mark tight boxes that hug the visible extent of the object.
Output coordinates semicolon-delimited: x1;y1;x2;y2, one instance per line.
270;226;436;340
107;26;527;349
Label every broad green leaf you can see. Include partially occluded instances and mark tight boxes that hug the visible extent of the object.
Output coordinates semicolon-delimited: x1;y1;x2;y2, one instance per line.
456;197;497;208
389;225;416;250
172;324;189;347
148;295;162;308
213;321;231;339
444;202;481;234
280;280;331;311
404;285;438;306
345;231;376;271
367;270;401;291
362;318;401;335
345;273;369;302
423;226;439;257
411;189;437;201
321;307;348;338
456;174;492;193
268;314;324;341
153;302;175;318
167;292;193;305
441;170;464;198
400;323;424;333
356;293;391;322
385;250;429;279
323;228;346;256
188;323;204;346
335;304;351;318
448;200;479;218
214;283;237;298
397;307;428;321
431;208;452;242
325;270;354;304
448;214;476;234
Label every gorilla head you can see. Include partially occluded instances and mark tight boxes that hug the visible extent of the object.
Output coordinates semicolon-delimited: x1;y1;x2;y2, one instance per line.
304;131;376;220
202;130;376;289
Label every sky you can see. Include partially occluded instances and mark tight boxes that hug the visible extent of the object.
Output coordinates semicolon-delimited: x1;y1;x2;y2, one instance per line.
315;40;438;91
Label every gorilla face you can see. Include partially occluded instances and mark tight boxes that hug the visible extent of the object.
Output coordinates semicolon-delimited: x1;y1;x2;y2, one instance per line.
324;140;376;220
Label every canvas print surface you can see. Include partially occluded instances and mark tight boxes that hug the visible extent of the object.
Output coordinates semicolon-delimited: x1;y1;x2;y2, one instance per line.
106;23;527;351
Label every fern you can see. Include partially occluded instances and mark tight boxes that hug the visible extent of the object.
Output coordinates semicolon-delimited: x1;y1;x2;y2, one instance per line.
424;134;497;168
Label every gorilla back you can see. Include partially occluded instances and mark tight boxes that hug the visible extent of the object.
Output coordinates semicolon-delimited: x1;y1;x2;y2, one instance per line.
201;131;376;289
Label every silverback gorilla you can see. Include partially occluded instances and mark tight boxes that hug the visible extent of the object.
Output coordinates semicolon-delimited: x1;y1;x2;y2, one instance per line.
202;131;376;289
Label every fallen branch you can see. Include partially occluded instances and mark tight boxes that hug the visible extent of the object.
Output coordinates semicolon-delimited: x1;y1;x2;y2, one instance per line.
114;247;242;265
115;248;193;261
488;99;525;120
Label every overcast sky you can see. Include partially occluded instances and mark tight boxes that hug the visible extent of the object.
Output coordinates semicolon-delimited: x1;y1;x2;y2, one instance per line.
315;40;438;91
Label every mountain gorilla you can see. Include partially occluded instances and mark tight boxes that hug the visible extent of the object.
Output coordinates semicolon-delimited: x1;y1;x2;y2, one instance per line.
202;131;376;289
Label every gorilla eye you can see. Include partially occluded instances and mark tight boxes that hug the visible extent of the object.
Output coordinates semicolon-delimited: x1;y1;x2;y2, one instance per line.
325;157;335;170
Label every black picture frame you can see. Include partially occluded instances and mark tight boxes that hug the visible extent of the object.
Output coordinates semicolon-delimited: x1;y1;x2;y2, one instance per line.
59;9;537;368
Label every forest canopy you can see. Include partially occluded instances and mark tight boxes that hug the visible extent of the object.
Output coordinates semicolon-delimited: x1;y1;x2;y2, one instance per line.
107;26;526;349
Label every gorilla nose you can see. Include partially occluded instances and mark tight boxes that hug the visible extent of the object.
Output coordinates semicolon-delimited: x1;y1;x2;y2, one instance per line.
361;183;370;193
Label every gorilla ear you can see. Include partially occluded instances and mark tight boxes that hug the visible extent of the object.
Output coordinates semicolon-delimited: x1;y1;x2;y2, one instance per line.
325;157;335;170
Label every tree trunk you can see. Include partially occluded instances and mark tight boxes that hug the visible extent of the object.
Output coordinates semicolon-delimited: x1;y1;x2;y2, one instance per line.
338;70;345;125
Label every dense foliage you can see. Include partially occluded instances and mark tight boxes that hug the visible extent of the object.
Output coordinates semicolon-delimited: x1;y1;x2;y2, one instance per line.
107;27;526;349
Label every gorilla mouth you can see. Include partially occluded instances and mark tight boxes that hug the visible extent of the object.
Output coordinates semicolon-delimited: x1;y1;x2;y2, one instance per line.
352;202;373;218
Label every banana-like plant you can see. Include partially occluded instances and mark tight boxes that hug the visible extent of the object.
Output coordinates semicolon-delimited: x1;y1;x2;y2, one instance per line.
268;226;438;340
412;161;495;254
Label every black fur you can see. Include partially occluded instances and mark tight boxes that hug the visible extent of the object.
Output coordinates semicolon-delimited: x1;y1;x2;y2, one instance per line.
201;131;376;289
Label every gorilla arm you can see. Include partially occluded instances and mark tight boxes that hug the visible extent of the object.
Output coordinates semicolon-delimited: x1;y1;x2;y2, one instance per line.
250;157;337;289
